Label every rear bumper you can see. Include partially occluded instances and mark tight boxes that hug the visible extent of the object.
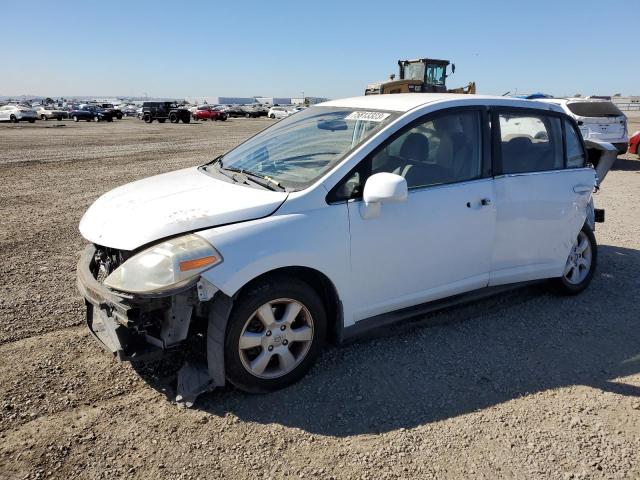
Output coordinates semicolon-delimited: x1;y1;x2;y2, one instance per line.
612;142;628;154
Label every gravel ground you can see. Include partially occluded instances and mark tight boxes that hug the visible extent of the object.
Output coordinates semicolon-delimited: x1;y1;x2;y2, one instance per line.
0;117;639;480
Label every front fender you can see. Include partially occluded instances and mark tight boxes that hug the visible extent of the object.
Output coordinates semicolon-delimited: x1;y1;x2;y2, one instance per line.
196;206;351;316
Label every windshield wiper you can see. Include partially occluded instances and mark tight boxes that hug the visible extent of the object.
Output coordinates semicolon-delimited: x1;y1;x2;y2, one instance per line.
220;164;286;191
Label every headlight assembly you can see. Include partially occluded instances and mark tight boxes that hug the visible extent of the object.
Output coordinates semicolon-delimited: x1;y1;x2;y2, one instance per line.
104;234;222;294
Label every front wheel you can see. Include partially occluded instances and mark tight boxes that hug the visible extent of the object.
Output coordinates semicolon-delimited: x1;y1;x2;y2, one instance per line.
169;113;178;123
224;277;326;393
550;224;597;295
10;115;18;123
41;115;47;121
182;116;190;124
144;113;153;123
94;115;100;122
28;119;35;123
73;115;79;122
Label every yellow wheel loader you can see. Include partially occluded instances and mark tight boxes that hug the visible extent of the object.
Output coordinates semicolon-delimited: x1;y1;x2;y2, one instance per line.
365;58;476;95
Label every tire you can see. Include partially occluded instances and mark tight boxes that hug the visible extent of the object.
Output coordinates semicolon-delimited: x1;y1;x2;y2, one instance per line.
73;115;79;122
224;276;327;393
28;119;35;123
220;116;227;121
41;115;47;121
10;115;17;123
269;114;275;119
245;113;251;118
116;113;122;120
144;114;153;123
158;119;166;123
93;116;100;122
57;117;62;121
169;113;178;123
549;224;597;295
106;117;113;122
182;116;190;124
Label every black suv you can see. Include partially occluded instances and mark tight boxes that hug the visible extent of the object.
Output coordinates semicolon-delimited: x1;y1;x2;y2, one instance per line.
141;102;191;123
98;103;123;120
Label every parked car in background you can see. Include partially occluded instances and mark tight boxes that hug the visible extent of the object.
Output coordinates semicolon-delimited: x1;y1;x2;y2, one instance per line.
226;105;261;118
193;105;228;121
539;98;628;153
97;103;123;120
0;105;37;123
628;130;640;157
268;106;291;119
77;94;606;402
69;105;114;122
141;102;191;123
36;106;68;120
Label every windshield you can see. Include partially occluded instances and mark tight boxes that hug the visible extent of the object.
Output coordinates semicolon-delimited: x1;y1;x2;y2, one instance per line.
206;107;397;190
567;101;623;118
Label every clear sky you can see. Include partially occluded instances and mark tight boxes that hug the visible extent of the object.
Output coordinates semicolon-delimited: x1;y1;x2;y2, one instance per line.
2;0;637;99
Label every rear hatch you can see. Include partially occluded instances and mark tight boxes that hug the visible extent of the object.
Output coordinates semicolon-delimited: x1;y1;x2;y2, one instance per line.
567;101;627;142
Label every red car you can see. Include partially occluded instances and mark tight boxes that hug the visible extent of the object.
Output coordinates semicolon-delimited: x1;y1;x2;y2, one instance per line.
628;130;640;157
192;106;227;121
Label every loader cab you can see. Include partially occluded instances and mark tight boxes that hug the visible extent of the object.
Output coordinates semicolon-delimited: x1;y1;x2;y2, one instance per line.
398;58;452;93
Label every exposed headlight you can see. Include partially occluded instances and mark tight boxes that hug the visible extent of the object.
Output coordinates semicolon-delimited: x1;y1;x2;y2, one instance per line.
104;234;222;294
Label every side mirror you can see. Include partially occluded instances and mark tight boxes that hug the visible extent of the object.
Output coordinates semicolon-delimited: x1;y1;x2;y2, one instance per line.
360;172;408;219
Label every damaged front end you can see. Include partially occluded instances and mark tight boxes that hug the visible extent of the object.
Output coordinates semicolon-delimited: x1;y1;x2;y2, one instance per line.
77;245;231;406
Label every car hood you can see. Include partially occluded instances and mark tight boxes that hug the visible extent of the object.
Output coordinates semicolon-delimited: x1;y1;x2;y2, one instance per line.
79;166;288;250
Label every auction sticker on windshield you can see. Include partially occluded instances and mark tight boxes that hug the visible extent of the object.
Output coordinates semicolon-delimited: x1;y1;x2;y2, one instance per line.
345;111;391;122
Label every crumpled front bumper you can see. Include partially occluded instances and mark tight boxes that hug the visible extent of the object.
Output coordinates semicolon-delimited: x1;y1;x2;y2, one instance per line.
76;245;163;362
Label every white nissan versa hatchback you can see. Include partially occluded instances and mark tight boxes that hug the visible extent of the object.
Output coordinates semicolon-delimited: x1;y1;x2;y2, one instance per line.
77;94;605;403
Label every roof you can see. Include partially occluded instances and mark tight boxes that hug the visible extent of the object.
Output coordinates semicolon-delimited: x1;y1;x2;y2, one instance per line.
319;93;565;114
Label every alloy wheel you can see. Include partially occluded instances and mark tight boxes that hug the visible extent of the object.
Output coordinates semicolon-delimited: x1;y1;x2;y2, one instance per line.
563;231;592;284
238;298;314;379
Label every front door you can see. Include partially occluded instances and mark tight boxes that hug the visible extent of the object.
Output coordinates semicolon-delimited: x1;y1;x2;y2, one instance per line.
343;108;497;322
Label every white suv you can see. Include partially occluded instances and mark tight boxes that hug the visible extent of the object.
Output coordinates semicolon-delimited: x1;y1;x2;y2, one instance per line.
539;98;628;154
77;94;603;403
267;106;291;119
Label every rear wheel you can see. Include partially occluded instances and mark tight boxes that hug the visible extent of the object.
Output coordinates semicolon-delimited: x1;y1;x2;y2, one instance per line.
169;113;178;123
93;115;100;122
41;115;47;121
224;277;326;393
10;115;17;123
182;116;190;124
73;115;79;122
28;119;35;123
269;114;275;119
550;224;597;295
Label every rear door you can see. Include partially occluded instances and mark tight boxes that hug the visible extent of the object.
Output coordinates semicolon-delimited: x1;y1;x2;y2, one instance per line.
490;108;596;286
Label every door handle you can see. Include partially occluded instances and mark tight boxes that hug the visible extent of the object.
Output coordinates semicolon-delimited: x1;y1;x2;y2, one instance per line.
573;185;593;194
480;198;492;206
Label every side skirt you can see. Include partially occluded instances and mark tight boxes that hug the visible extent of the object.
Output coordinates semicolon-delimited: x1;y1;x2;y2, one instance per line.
340;280;544;344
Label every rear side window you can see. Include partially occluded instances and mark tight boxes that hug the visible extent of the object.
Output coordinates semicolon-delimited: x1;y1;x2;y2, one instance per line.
498;113;563;174
565;119;586;168
566;101;623;118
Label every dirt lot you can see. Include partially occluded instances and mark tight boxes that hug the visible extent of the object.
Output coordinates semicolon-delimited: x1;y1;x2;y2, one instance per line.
1;116;639;480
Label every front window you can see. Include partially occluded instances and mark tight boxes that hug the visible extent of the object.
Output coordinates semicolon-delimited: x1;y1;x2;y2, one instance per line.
206;107;397;190
425;65;446;85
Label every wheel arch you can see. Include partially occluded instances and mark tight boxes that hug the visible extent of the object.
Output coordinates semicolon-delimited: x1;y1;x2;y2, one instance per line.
229;266;343;344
